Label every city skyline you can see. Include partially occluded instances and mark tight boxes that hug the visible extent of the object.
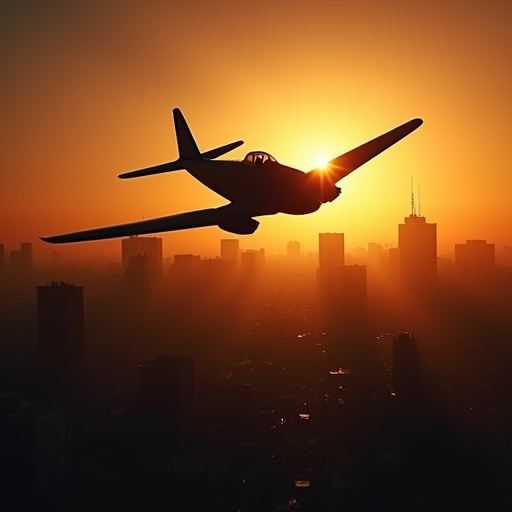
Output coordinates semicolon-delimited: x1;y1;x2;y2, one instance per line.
1;207;509;267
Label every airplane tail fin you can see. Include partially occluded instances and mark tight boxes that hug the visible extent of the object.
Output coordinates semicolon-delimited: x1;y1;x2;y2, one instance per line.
173;108;201;159
118;109;244;179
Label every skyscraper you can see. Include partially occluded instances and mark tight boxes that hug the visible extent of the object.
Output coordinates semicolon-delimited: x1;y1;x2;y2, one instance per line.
9;242;33;274
318;233;345;277
398;208;437;297
124;254;151;307
287;241;301;261
37;282;85;392
392;332;420;400
121;236;163;293
220;238;239;263
0;393;65;504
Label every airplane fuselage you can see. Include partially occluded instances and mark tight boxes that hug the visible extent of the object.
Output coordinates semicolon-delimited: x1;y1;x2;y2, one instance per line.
182;159;340;216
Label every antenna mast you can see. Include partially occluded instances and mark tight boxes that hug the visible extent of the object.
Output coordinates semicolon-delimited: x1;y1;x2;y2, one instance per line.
410;176;416;216
418;184;421;217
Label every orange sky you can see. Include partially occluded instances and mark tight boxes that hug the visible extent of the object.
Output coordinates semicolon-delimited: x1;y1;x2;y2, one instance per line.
1;1;511;262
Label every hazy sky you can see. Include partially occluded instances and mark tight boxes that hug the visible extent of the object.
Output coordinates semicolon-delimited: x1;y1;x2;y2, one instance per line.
1;0;511;261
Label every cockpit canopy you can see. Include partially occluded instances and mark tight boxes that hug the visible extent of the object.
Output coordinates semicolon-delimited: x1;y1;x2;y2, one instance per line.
243;151;277;166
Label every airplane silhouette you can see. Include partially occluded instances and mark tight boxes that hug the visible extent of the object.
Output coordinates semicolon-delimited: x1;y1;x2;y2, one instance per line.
41;109;423;243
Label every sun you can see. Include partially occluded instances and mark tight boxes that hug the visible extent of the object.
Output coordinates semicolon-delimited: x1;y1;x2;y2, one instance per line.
315;156;330;170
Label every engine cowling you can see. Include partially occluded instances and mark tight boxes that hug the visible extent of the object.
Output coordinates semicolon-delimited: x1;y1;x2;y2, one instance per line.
306;169;342;204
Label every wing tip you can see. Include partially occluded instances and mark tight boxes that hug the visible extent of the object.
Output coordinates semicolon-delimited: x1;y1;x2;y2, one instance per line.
40;236;59;244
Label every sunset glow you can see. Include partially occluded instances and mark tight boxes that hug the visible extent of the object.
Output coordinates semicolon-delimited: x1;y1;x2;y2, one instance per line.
0;1;510;261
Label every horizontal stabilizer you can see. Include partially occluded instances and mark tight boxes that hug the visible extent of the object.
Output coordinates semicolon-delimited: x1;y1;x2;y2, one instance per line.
118;159;184;179
323;118;423;183
202;140;244;160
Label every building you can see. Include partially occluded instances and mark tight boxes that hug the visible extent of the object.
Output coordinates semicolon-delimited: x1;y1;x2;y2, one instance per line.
287;241;301;261
318;233;345;277
37;282;85;393
220;238;240;263
392;332;420;399
454;239;495;273
0;392;65;505
398;213;437;298
138;355;194;433
121;236;163;294
124;254;151;307
170;254;201;289
9;242;33;274
241;250;259;278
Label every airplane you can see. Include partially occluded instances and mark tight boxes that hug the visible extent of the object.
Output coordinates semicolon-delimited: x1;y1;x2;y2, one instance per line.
41;109;423;244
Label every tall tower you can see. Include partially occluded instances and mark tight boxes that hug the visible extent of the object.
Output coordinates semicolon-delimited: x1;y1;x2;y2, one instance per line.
121;236;163;294
124;254;151;308
37;282;85;392
220;238;239;263
398;187;436;298
392;332;420;400
318;233;345;277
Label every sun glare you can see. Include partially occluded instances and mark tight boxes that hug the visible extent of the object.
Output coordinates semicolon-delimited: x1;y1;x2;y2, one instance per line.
316;156;330;170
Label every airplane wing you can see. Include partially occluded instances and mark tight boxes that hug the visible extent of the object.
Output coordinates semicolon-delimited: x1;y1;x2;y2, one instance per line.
319;118;423;183
41;206;252;244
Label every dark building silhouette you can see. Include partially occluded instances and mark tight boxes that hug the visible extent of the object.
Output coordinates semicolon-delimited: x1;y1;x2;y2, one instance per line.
287;241;301;261
124;254;151;308
37;282;85;394
0;243;4;268
138;355;194;435
398;212;437;298
220;238;240;264
241;249;264;280
241;249;258;275
9;242;33;275
0;392;65;506
455;239;495;273
367;242;384;270
392;332;420;400
170;254;200;290
121;236;163;294
318;232;345;278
